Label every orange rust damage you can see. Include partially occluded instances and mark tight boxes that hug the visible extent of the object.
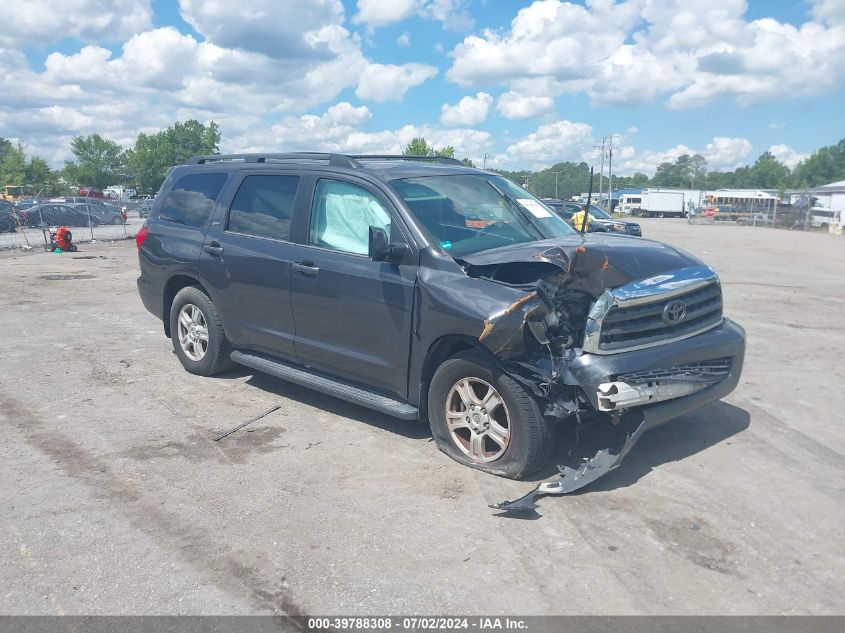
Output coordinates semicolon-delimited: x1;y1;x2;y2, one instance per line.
478;291;539;343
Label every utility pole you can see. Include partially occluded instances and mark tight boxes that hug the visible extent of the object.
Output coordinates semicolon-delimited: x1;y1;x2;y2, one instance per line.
607;141;613;212
483;153;491;170
553;171;563;199
597;140;605;206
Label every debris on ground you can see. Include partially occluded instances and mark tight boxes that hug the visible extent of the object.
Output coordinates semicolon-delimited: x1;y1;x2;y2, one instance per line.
213;404;282;441
490;419;647;515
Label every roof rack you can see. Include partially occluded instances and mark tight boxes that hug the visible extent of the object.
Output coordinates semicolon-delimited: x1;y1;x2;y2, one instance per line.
187;153;361;168
187;153;465;168
349;154;463;166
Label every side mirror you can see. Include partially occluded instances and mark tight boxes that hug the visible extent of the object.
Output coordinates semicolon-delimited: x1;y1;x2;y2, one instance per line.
368;226;409;263
368;226;389;260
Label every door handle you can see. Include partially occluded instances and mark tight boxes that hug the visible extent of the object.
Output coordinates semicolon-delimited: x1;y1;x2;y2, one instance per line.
292;261;320;276
203;241;224;256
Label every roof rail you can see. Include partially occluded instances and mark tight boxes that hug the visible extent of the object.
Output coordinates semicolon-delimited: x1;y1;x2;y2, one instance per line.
186;153;466;168
350;154;463;166
187;153;361;168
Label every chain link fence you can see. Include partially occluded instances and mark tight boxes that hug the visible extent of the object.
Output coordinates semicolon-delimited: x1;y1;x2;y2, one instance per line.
0;200;144;251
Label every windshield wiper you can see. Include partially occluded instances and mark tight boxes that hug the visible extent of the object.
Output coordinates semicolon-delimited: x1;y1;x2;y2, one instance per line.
485;180;545;240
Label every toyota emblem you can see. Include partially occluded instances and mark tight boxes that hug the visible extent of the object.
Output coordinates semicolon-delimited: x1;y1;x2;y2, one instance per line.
662;299;687;325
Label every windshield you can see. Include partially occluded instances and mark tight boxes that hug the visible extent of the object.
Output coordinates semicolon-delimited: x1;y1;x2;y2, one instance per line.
390;174;576;257
588;205;612;219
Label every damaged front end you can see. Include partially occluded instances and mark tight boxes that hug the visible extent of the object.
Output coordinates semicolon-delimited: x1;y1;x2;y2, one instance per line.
454;238;745;511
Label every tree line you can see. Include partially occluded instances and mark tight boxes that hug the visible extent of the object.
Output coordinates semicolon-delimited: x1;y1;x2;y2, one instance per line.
0;120;220;196
1;124;842;201
496;138;845;202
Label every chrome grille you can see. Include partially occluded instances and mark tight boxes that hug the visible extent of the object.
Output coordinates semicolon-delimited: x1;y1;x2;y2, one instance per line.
597;281;723;352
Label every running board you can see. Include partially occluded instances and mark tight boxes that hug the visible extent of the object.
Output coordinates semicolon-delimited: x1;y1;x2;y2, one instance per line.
230;351;419;420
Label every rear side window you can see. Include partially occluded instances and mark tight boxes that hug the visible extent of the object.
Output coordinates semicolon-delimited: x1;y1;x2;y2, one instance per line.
227;175;299;241
159;172;227;226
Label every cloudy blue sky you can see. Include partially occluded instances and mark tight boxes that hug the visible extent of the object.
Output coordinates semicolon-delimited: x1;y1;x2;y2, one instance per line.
1;0;843;173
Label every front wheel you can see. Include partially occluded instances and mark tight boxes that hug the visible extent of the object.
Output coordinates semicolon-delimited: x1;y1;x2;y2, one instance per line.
169;286;234;376
428;350;552;479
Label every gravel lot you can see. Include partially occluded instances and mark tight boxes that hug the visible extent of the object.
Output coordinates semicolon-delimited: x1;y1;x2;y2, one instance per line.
1;219;843;615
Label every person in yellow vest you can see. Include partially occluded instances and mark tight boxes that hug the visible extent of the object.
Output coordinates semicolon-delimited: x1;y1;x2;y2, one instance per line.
570;205;594;232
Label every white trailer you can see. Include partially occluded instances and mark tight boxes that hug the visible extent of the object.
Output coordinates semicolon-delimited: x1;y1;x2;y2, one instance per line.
637;190;686;218
618;193;642;215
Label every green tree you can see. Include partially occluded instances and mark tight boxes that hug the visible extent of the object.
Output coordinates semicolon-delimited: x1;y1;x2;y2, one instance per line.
750;151;789;189
25;156;52;185
687;154;707;188
0;140;26;188
126;119;221;193
434;145;455;158
66;134;126;188
515;161;591;200
791;139;845;188
652;154;708;188
461;157;476;167
403;137;435;156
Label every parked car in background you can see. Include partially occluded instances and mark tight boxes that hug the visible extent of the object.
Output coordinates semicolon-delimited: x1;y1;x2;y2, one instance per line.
77;188;106;199
543;200;642;236
51;197;127;224
0;200;18;232
14;199;40;212
18;204;101;228
67;202;126;224
583;204;642;236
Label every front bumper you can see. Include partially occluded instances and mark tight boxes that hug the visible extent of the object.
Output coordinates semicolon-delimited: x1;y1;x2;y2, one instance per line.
491;318;745;513
567;318;745;430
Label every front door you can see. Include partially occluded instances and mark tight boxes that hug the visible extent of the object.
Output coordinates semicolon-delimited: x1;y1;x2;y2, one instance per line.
290;177;416;398
199;173;301;360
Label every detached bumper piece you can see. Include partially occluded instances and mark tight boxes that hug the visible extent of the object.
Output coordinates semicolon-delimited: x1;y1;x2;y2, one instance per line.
490;419;647;514
596;358;733;411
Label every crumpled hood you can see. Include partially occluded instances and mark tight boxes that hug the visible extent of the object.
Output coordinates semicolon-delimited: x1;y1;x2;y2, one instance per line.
459;233;702;290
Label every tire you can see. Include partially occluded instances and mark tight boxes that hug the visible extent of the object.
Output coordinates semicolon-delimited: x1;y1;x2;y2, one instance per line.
169;286;234;376
427;350;552;479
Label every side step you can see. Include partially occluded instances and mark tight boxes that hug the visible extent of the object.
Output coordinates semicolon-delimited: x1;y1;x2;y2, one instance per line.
230;351;419;420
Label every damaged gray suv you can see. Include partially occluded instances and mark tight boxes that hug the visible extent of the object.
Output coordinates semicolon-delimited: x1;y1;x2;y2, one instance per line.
137;153;744;499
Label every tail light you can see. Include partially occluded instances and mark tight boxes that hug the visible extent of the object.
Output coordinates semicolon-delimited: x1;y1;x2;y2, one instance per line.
136;224;148;251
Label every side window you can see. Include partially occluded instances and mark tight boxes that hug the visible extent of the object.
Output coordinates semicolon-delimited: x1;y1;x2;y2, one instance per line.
227;175;299;241
159;172;227;226
309;180;391;256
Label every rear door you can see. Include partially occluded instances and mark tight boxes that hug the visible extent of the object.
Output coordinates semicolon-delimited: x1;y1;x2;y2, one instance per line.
289;176;417;398
199;171;301;360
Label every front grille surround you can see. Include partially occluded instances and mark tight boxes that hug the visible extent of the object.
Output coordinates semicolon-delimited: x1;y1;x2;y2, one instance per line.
618;358;732;385
582;265;724;354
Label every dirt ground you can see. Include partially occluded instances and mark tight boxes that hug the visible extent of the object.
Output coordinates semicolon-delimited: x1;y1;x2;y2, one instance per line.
1;220;843;615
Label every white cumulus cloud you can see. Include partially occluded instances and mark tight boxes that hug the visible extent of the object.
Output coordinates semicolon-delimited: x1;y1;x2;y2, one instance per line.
496;92;555;119
355;63;438;102
768;144;809;169
440;92;493;126
0;0;152;47
446;0;845;110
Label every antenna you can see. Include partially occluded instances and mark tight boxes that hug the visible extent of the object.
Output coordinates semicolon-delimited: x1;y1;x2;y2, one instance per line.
582;167;593;235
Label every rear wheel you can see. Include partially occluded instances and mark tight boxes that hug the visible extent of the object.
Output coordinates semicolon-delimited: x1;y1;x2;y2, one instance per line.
169;286;233;376
428;350;552;479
